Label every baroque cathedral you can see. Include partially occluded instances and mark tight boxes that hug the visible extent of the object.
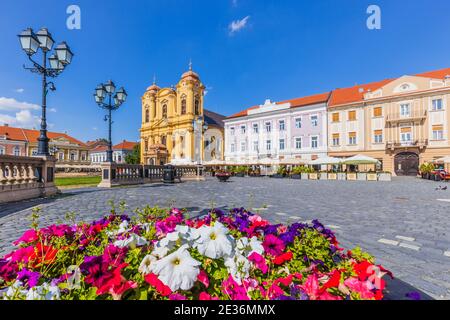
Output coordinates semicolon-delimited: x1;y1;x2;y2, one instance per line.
140;64;225;165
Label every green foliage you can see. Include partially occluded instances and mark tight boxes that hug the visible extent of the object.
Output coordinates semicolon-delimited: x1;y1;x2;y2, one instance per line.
419;162;434;174
125;144;141;164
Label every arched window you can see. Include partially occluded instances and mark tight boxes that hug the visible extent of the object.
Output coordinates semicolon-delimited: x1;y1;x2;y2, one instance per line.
145;109;150;123
181;99;187;115
144;139;148;151
161;135;167;146
194;99;200;115
0;146;5;155
162;104;167;118
13;146;20;156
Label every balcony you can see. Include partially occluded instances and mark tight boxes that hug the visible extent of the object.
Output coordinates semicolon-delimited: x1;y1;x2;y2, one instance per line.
386;110;427;123
386;139;428;150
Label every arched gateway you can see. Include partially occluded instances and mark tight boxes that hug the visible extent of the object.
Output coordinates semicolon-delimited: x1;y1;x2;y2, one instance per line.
394;152;419;176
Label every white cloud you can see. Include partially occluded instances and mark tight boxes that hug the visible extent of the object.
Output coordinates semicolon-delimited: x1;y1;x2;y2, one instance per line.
0;109;40;128
0;97;40;112
204;85;213;96
92;127;98;131
15;88;25;93
229;16;250;35
49;107;57;112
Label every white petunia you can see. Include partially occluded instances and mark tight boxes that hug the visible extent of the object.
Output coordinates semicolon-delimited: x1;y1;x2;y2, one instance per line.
114;233;148;249
3;281;27;300
236;236;264;257
150;244;201;291
224;253;251;285
194;222;234;259
138;254;157;275
26;283;60;300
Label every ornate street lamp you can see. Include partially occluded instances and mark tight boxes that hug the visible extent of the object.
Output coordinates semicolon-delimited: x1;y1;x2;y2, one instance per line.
94;81;127;162
18;27;73;156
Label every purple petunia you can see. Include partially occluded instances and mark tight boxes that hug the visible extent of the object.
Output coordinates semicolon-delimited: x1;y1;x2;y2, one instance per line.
17;268;41;288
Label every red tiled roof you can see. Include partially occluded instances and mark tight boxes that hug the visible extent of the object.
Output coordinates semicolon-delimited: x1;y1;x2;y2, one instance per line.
0;125;86;147
227;92;330;119
113;140;138;151
415;67;450;80
328;67;450;107
328;79;393;107
0;126;27;141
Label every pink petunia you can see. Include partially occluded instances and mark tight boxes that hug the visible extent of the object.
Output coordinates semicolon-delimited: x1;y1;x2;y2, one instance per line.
197;269;210;288
248;252;268;274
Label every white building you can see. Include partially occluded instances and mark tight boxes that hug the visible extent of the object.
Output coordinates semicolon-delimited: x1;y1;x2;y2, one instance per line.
224;93;330;164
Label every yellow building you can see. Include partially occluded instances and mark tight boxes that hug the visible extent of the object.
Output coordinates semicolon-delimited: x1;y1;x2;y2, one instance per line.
140;65;225;165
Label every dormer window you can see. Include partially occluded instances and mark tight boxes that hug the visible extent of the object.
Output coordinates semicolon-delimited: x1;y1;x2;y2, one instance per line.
401;84;410;90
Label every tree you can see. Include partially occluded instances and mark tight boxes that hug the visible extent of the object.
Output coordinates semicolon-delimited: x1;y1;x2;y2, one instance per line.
125;144;140;164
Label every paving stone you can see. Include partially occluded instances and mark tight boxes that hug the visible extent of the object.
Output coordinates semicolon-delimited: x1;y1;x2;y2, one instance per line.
378;239;399;246
395;235;416;242
0;176;450;298
398;243;421;251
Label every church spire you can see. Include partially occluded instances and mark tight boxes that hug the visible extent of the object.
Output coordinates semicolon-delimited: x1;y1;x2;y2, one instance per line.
189;59;192;71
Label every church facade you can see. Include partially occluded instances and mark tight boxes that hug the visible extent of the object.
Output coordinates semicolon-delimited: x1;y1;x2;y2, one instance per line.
140;66;225;165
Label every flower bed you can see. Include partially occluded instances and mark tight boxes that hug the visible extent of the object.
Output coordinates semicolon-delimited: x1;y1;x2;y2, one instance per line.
0;206;393;300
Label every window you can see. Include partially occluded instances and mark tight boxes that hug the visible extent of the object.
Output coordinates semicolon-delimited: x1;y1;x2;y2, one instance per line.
266;140;271;151
181;99;187;115
332;112;340;122
400;127;412;143
279;139;285;150
279;120;285;131
373;107;382;117
432;125;444;140
161;136;167;146
70;152;76;161
145;109;150;123
253;123;259;134
432;99;443;111
240;141;246;152
230;143;235;153
348;132;357;145
400;104;410;117
32;149;38;156
374;130;383;143
253;141;259;152
144;140;148;151
0;146;4;155
230;127;235;136
311;136;318;149
348;110;356;121
295;118;302;128
118;155;122;162
295;137;302;149
81;153;87;161
265;122;271;132
311;115;318;127
194;99;200;115
332;133;340;146
13;146;20;156
162;104;168;118
240;125;246;134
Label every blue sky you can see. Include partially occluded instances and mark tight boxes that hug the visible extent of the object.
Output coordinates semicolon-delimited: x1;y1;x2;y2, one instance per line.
1;0;449;143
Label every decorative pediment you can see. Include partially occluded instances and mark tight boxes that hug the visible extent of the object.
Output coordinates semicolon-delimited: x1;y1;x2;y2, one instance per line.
364;75;439;100
248;99;291;116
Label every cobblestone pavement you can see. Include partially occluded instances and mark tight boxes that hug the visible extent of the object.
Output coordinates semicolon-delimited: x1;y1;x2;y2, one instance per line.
1;176;449;299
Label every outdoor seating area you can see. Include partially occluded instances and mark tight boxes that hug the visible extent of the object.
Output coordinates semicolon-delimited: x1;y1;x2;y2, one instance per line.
205;154;392;181
420;156;450;182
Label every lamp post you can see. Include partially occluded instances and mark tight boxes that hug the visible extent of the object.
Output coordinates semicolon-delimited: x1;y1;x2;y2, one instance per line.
18;27;73;156
94;81;127;162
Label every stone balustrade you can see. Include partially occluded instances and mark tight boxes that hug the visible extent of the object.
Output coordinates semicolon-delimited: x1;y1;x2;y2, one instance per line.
98;163;204;188
0;155;59;203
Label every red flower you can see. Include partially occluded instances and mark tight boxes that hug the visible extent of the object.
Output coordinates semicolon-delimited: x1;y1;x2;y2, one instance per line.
108;280;138;300
145;273;172;297
273;251;293;265
319;270;341;293
29;243;59;266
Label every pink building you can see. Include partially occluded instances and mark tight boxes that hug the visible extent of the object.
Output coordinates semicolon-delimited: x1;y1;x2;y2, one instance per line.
224;93;330;164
